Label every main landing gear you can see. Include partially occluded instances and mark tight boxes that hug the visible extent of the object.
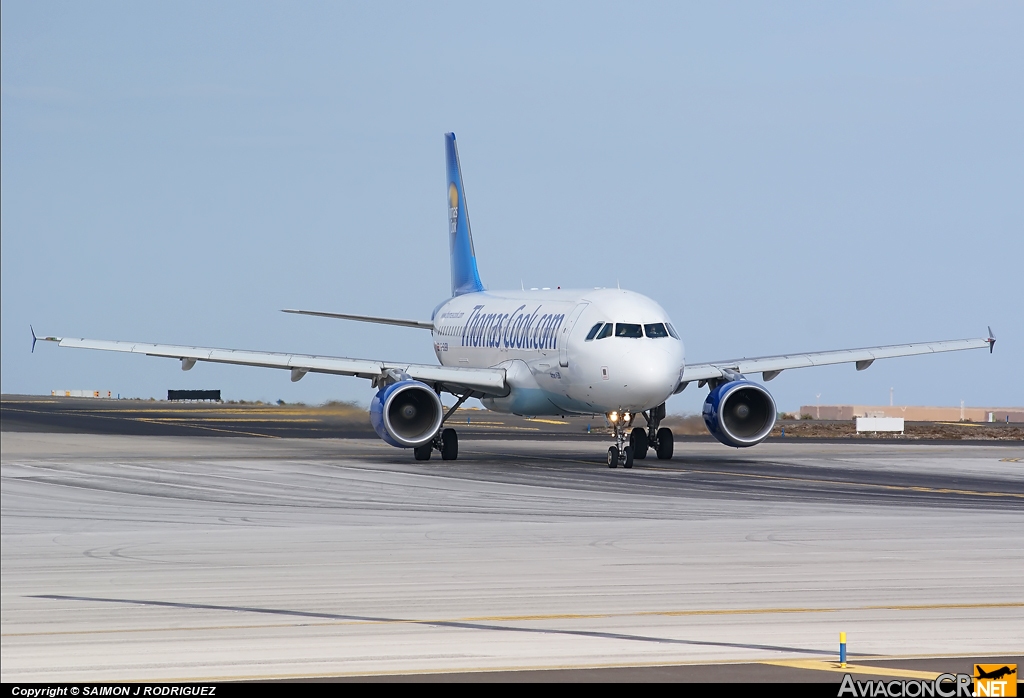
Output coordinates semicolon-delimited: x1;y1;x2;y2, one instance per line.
607;403;673;468
640;402;674;460
414;392;469;462
414;427;458;462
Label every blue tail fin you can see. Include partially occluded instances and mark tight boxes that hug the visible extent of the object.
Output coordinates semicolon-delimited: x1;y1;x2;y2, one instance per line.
445;132;485;296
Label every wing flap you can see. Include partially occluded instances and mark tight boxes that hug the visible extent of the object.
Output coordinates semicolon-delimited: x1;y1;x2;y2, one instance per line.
46;336;505;394
394;363;507;393
681;337;992;386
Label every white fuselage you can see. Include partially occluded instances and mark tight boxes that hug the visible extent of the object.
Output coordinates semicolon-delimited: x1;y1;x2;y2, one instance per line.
430;288;685;416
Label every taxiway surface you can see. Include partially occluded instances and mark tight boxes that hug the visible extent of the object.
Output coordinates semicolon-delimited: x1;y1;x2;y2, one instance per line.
2;433;1022;681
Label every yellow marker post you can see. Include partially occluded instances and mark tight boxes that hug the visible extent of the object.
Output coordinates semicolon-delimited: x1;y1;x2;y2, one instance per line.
840;632;847;668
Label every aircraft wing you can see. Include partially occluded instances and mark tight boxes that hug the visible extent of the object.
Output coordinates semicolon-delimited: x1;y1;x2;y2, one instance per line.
678;333;994;389
36;335;507;396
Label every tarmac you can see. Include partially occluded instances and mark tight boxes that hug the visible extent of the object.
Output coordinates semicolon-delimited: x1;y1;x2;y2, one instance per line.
1;396;1022;682
3;394;1020;441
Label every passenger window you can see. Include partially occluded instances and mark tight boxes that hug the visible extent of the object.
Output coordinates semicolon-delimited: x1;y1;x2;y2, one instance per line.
666;323;680;339
644;323;669;338
596;323;613;340
615;323;643;338
585;323;603;341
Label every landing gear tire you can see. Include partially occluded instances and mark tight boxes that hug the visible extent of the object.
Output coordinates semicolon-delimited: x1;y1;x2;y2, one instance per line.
623;446;634;469
656;427;673;460
630;427;648;460
414;444;432;461
607;446;619;468
440;428;459;461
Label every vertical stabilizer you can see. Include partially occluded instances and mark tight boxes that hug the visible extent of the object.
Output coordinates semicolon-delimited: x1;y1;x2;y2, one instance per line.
445;133;485;296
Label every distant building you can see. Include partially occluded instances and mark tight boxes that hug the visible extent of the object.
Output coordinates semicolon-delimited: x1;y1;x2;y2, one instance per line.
798;405;1023;422
52;390;111;398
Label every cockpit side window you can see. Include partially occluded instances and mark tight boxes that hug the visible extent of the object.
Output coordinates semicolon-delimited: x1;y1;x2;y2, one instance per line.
666;323;680;340
615;323;643;338
644;323;669;338
585;323;603;341
596;323;613;340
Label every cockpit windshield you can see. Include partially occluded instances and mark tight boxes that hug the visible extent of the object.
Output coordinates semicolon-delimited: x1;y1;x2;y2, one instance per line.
644;323;669;338
590;321;678;340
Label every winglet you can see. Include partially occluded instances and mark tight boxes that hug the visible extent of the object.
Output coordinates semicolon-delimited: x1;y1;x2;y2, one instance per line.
987;326;996;354
31;327;61;352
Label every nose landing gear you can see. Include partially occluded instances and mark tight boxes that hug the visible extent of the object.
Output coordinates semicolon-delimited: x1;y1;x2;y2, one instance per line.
606;412;635;468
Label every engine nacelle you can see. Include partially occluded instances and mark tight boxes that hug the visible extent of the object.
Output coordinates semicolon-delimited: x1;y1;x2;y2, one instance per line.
370;379;443;448
703;380;777;448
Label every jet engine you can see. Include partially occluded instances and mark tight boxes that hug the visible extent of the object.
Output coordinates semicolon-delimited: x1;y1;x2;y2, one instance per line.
370;379;443;448
702;380;777;447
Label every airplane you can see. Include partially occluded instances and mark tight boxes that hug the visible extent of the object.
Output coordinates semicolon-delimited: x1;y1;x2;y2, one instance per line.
34;133;996;468
975;666;1016;681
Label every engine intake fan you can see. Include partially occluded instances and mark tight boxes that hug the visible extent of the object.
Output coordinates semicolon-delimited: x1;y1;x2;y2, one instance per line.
370;379;443;448
703;380;777;447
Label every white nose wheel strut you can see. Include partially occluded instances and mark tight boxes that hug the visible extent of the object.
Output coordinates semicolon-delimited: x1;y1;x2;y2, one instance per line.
606;412;634;469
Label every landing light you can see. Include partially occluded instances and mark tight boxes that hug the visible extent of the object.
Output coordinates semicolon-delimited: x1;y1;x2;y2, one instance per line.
609;411;618;422
623;412;631;423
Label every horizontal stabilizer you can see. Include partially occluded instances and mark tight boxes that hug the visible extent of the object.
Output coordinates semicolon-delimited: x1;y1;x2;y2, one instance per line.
282;309;433;329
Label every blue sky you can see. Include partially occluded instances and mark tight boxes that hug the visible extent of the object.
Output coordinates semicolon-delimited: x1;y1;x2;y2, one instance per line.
2;2;1021;413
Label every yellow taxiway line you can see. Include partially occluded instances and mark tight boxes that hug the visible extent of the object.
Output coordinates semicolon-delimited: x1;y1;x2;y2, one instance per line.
762;659;943;680
7;601;1020;638
636;464;1024;499
71;652;1024;683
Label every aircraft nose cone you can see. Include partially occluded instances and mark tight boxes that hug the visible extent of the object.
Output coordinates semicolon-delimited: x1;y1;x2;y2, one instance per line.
619;345;682;409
